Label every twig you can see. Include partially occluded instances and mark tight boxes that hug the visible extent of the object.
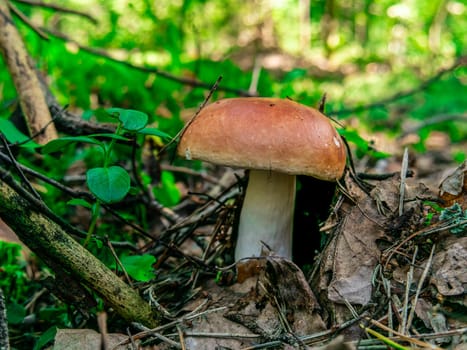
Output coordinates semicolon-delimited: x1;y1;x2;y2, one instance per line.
105;237;133;287
0;134;41;199
399;147;409;216
0;166;88;239
8;1;48;39
115;306;229;348
367;318;442;349
152;334;181;349
182;332;260;340
240;315;362;349
401;246;418;335
163;181;240;234
125;328;138;350
0;149;184;243
11;0;98;24
382;219;463;270
318;93;327;113
357;170;414;181
10;105;68;149
380;274;393;338
41;28;255;97
329;56;466;116
400;113;467;137
160;75;223;156
406;244;436;331
176;325;186;350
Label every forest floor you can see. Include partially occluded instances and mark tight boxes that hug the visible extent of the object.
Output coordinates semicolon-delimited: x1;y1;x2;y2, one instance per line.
1;127;466;350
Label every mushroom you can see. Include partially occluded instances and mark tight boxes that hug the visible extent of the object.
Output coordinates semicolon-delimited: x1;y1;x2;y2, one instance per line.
177;97;346;261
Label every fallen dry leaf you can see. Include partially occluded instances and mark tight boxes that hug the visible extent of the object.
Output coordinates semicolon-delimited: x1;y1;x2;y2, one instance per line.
318;175;429;307
430;236;467;296
439;161;467;209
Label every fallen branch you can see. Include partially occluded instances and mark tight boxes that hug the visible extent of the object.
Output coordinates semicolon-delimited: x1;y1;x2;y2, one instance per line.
0;1;57;144
0;175;159;327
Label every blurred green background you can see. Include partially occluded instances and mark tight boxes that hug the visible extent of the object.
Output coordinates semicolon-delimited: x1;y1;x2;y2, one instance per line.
1;0;465;151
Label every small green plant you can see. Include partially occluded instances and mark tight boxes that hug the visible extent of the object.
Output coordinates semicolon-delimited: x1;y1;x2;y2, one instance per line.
423;201;443;226
439;203;467;236
42;108;172;246
110;254;157;282
338;129;390;160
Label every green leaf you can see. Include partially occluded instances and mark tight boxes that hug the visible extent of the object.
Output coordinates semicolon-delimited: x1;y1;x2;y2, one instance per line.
0;119;40;148
119;254;156;282
87;133;130;141
153;171;181;207
33;326;57;350
138;127;172;140
42;136;103;154
7;302;26;324
86;166;130;203
339;129;369;152
94;108;120;122
67;198;93;209
108;108;148;131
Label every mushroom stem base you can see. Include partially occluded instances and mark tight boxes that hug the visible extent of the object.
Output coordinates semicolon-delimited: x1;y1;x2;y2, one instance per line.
235;170;295;260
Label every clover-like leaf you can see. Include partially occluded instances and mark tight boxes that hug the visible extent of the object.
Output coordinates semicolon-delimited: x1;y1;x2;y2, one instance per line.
86;166;130;203
42;136;103;154
107;108;148;131
137;127;172;140
118;254;156;282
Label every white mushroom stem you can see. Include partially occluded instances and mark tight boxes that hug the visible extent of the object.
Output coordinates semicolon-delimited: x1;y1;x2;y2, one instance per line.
235;170;296;260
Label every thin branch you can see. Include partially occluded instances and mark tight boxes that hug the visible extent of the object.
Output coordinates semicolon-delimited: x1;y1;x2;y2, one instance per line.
8;1;48;39
0;166;88;239
0;133;41;199
106;236;133;287
42;28;255;97
11;0;98;24
400;113;467;137
160;76;223;156
329;55;466;116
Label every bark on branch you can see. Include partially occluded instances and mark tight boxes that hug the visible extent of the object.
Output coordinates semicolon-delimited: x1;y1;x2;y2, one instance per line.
0;1;57;144
0;177;159;327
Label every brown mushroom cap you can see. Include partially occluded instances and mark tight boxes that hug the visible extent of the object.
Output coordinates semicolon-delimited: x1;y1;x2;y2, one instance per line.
178;97;346;181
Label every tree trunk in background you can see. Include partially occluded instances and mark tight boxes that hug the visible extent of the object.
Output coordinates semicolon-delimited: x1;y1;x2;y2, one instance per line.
428;0;448;52
0;2;57;144
299;0;311;49
322;0;337;57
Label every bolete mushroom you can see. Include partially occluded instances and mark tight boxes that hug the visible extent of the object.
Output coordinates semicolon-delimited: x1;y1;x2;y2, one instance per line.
177;97;346;260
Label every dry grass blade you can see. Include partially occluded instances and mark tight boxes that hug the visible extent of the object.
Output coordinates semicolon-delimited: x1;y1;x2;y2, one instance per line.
366;318;444;349
406;244;436;331
399;147;409;216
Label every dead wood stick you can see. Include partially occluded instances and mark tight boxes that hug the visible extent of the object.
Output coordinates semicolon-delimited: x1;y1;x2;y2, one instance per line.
0;178;159;327
0;1;57;144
